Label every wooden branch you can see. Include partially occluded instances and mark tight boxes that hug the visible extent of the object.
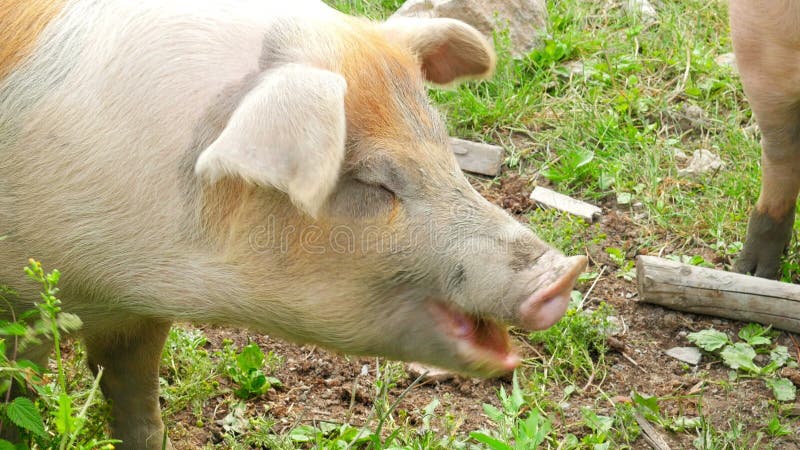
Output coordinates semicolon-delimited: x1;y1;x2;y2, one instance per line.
636;255;800;334
529;186;602;222
634;411;672;450
450;138;504;176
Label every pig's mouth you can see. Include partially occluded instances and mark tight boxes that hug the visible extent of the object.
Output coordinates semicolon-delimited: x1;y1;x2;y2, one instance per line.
429;301;520;376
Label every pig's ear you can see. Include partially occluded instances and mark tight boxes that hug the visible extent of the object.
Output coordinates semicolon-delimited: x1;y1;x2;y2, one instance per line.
381;18;496;85
195;64;347;218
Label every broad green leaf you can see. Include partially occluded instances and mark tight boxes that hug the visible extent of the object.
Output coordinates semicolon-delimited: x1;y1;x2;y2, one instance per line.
482;403;504;422
687;329;729;352
518;412;552;446
0;440;15;450
0;321;27;336
470;432;512;450
236;344;265;372
54;392;73;434
632;392;660;418
720;343;759;373
769;346;790;367
422;398;440;430
668;416;702;431
766;378;797;402
510;371;525;413
581;407;613;433
266;376;282;388
6;397;45;437
288;425;318;442
738;323;772;346
616;192;632;205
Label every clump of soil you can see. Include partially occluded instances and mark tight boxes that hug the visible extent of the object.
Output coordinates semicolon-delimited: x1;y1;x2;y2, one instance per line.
478;174;535;214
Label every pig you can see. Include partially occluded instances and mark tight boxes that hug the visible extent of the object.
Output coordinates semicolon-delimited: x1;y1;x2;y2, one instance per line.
730;0;800;278
0;1;587;448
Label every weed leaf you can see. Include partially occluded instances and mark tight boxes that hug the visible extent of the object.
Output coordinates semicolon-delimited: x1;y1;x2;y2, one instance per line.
720;343;758;373
687;329;729;352
470;432;513;450
236;344;265;372
6;397;45;437
738;324;771;347
769;346;790;367
0;321;26;336
54;392;73;434
766;378;796;402
581;407;613;433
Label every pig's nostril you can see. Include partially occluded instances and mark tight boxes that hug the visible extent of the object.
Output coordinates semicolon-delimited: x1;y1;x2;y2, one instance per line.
518;255;587;330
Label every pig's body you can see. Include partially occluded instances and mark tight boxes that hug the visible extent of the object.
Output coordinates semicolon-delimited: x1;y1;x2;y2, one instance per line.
1;0;337;329
730;0;800;278
0;1;586;448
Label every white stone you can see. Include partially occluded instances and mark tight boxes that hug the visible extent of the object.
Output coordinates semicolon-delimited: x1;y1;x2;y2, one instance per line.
625;0;657;19
678;149;725;178
392;0;548;57
665;346;702;365
715;52;737;72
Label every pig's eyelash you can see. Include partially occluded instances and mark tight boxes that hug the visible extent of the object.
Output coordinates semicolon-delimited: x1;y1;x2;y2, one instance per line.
355;179;396;198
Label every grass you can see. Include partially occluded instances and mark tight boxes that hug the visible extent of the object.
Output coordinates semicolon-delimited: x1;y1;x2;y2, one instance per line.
4;0;800;448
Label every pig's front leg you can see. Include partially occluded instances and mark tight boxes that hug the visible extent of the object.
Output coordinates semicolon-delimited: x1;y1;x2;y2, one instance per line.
84;320;173;450
734;104;800;279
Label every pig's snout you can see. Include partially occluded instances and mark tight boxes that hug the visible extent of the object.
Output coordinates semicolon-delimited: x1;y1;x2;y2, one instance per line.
518;254;587;330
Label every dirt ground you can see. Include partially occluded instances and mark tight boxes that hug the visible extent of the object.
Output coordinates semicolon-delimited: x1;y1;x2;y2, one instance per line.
168;175;800;449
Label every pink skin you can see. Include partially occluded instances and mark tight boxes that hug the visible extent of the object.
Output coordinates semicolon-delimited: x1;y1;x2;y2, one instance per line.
520;255;588;330
429;254;588;376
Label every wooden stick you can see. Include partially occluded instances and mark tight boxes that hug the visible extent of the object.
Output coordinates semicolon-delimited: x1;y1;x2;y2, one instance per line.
636;255;800;334
634;411;672;450
450;138;504;176
529;186;602;222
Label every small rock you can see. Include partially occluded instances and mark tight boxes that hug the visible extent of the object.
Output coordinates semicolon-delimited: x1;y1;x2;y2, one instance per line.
780;367;800;386
665;346;702;365
624;0;657;19
683;104;708;128
407;362;455;382
715;52;737;71
612;395;632;404
607;336;626;352
563;60;585;77
662;312;681;329
688;380;705;395
743;123;760;139
392;0;548;58
672;148;689;161
677;149;726;178
604;315;624;336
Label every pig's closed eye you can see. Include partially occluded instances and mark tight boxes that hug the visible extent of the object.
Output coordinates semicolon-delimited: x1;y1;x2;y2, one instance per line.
325;178;396;218
357;180;396;199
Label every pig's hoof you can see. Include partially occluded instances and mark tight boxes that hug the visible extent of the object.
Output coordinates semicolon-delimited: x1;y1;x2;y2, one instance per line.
733;251;781;279
734;209;794;279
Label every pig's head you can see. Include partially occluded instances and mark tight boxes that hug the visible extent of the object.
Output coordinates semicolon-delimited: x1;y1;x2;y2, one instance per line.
194;15;587;376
